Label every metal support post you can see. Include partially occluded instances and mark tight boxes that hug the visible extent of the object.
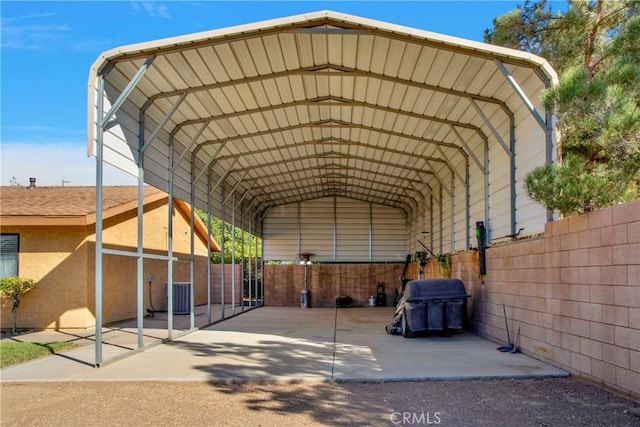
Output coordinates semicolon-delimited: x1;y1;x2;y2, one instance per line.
94;75;105;367
220;184;226;320
207;173;212;324
231;193;236;315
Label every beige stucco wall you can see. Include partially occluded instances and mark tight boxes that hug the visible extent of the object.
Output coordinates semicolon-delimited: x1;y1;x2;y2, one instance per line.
98;198;208;257
0;225;92;330
1;198;213;330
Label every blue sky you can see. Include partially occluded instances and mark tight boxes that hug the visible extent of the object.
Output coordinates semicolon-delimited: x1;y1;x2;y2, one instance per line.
1;1;563;186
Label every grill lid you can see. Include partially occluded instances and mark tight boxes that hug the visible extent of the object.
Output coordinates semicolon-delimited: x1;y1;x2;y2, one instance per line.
404;279;468;301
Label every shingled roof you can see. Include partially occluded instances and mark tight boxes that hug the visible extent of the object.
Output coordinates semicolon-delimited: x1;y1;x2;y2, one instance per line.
0;185;220;251
0;186;162;217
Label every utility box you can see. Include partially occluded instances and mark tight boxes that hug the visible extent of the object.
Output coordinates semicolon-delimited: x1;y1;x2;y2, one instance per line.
165;282;191;314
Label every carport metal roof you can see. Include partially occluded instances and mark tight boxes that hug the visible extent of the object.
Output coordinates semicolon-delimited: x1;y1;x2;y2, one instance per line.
87;10;557;366
88;10;557;247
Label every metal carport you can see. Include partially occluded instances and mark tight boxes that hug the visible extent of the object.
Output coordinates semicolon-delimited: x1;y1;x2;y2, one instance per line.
87;10;557;365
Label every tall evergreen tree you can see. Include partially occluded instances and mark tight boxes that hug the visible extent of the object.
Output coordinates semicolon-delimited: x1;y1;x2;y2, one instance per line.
486;0;640;215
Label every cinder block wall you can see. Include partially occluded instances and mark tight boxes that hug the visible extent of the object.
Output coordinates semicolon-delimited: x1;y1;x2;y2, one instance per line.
263;264;405;307
209;264;243;305
451;200;639;400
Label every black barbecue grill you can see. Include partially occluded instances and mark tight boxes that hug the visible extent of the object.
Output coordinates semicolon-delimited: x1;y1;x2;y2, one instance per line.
386;278;470;338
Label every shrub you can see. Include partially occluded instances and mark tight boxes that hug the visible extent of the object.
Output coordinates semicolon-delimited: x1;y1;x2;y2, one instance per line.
0;276;37;334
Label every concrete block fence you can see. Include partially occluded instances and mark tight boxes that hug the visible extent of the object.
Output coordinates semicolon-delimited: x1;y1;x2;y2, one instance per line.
209;264;243;305
450;200;639;400
263;263;405;308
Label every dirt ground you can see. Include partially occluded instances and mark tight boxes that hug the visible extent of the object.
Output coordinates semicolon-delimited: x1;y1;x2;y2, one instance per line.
1;377;639;426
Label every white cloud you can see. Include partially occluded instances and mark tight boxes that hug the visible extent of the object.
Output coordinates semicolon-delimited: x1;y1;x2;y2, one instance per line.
186;2;217;11
0;12;109;51
0;14;72;50
1;142;137;187
130;2;171;18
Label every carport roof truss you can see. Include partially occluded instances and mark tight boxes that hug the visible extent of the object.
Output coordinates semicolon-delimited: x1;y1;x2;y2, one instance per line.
88;10;557;238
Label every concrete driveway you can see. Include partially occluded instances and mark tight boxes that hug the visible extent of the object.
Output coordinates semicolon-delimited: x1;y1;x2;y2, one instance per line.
1;306;567;383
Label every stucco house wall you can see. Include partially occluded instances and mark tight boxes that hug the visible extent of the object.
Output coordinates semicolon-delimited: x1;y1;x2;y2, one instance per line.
0;225;91;329
0;186;218;330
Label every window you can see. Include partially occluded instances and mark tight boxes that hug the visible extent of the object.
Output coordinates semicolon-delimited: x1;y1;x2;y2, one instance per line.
0;234;19;278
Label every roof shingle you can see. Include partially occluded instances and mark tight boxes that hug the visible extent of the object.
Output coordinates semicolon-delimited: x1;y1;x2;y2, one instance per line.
0;186;162;217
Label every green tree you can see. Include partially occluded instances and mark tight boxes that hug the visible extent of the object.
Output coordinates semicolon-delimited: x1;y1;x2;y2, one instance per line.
0;276;37;334
486;0;640;216
196;209;262;264
484;0;558;60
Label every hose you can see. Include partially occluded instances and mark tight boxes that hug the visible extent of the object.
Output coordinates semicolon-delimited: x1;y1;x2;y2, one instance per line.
145;280;167;317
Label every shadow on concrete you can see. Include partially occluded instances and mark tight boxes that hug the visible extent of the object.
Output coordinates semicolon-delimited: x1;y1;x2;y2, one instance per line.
166;336;336;381
209;381;391;426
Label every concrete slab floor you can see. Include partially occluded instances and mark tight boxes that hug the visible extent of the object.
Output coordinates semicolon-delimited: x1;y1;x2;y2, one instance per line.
0;306;568;383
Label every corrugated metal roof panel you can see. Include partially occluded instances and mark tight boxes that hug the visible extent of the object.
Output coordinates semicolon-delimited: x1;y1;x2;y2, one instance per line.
89;10;557;256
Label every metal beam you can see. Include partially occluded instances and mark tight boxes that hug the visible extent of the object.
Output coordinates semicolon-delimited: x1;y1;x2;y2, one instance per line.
235;181;258;207
145;64;509;119
222;170;250;205
171;122;208;172
192;140;228;184
250;174;424;201
255;186;413;213
369;202;373;261
451;126;490;242
220;183;226;320
450;126;485;174
208;157;240;196
450;174;455;252
136;108;145;350
172;95;486;138
167;129;175;338
213;137;453;179
221;152;436;197
206;172;212;324
141;93;187;153
252;177;414;209
231;192;236;315
495;60;548;131
188;214;195;332
439;185;444;252
99;55;155;128
242;164;427;189
94;75;105;366
470;97;518;240
197;120;465;154
469;98;512;156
